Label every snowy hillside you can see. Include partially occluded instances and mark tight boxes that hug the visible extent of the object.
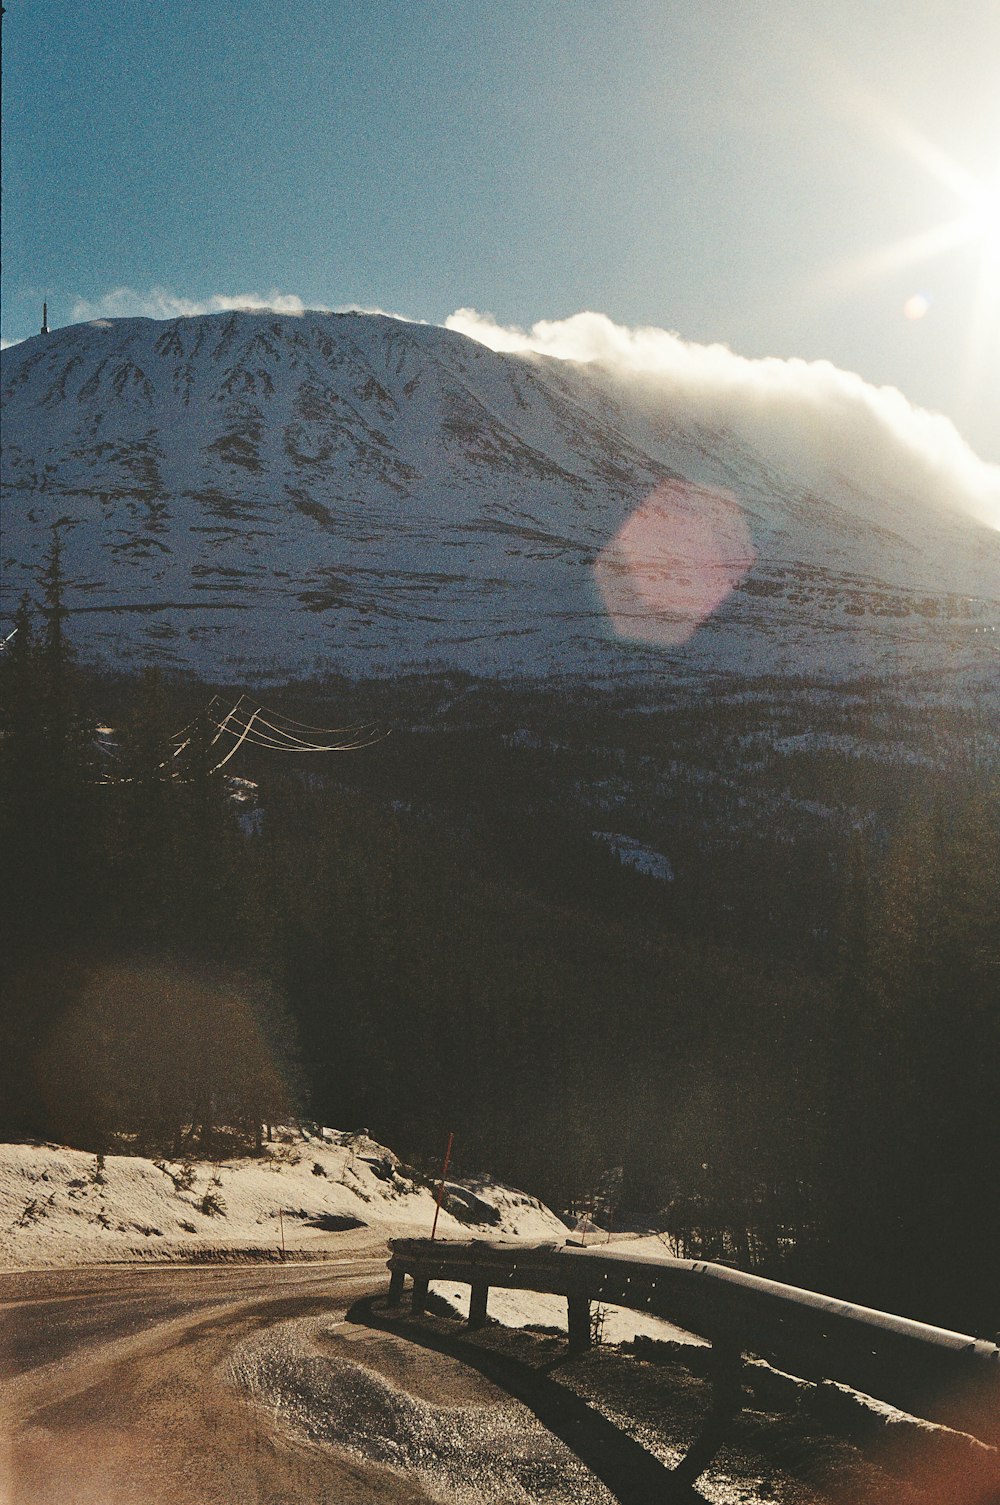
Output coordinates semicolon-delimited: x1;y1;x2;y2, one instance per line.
0;1130;566;1270
2;310;998;684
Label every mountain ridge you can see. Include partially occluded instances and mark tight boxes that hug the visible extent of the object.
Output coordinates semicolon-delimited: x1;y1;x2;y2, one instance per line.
2;310;997;688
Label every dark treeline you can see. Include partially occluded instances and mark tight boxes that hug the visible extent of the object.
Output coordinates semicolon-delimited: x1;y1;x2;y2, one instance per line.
0;541;296;1154
1;571;997;1335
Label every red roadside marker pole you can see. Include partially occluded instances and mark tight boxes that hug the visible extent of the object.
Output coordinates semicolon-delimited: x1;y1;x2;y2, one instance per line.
430;1131;455;1241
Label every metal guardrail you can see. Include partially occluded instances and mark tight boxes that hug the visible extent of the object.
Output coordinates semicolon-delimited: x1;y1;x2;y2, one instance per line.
387;1237;1000;1467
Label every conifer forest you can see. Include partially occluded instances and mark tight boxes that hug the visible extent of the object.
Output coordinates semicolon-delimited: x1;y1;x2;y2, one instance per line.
1;537;997;1340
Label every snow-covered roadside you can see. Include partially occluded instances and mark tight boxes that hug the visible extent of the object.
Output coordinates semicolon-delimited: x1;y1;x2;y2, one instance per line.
425;1260;998;1484
428;1279;707;1348
428;1230;708;1349
0;1129;566;1270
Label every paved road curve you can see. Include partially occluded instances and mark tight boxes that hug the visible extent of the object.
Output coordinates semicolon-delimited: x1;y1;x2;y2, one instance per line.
11;1256;975;1505
0;1252;446;1505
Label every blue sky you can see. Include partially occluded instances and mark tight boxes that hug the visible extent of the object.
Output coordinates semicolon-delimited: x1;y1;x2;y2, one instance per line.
3;0;999;459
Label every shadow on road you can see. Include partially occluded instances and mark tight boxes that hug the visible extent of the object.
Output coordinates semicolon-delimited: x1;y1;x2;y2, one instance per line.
348;1294;709;1505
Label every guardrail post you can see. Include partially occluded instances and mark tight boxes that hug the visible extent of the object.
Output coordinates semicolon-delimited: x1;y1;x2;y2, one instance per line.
411;1274;429;1315
567;1293;591;1351
388;1267;406;1307
469;1282;489;1329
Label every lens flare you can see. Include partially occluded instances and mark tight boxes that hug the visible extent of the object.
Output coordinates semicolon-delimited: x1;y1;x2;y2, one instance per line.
595;481;755;647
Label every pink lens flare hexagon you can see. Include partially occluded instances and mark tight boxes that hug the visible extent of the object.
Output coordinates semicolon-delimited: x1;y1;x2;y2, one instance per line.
595;481;756;647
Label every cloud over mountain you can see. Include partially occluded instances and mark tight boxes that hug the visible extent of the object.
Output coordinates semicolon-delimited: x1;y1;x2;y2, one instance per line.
68;287;416;327
70;287;315;323
43;290;1000;536
445;309;1000;533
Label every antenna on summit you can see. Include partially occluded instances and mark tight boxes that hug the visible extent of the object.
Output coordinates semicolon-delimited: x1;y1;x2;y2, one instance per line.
40;301;49;336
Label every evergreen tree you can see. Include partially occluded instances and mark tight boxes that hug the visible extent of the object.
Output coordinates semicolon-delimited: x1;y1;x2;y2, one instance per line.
0;543;99;1134
814;782;1000;1331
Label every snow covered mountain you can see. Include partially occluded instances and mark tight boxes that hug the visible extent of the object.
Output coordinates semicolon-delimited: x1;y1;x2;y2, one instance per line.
2;310;997;685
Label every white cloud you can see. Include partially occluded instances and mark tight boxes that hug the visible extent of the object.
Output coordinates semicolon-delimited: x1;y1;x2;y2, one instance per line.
1;336;26;350
69;287;316;322
67;288;424;328
445;309;1000;531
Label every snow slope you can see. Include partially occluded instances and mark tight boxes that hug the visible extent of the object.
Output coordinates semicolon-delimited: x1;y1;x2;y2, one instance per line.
2;311;998;685
0;1130;566;1270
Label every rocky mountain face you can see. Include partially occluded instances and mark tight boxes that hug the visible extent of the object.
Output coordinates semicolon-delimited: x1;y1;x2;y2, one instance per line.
2;310;997;688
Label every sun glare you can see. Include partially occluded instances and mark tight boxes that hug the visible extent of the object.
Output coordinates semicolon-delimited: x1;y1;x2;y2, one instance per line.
817;95;1000;301
817;105;1000;435
970;179;1000;265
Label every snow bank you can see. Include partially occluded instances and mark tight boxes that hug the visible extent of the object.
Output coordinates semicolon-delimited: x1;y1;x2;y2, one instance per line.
428;1279;707;1349
0;1130;566;1270
429;1232;710;1348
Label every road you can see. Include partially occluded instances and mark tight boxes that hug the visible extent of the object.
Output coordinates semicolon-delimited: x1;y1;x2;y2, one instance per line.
14;1256;984;1505
0;1253;616;1505
1;1253;435;1505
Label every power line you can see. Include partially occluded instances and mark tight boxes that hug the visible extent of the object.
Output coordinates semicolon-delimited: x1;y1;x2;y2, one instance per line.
92;693;382;785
